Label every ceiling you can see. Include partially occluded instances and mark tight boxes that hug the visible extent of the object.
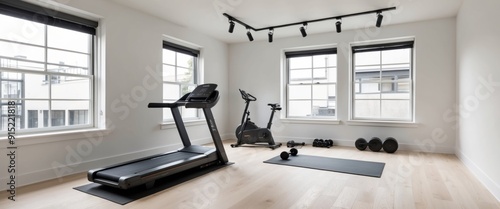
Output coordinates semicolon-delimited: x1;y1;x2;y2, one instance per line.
109;0;463;43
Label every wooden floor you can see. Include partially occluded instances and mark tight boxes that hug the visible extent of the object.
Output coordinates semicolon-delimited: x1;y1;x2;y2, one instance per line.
1;141;499;209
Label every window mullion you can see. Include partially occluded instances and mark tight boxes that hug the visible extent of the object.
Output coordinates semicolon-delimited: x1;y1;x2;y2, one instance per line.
379;51;383;118
410;48;414;121
45;25;52;127
89;35;94;127
310;56;314;116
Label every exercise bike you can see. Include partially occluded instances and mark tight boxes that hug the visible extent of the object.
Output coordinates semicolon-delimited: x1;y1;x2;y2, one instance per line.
231;89;282;149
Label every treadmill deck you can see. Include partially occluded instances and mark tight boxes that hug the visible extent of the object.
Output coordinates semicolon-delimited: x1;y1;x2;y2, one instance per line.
97;152;198;181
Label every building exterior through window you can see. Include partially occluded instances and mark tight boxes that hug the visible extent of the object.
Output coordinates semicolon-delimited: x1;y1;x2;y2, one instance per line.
0;1;97;133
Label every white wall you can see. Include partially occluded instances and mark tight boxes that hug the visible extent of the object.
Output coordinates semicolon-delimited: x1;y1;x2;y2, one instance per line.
229;18;457;153
456;0;500;200
0;0;229;190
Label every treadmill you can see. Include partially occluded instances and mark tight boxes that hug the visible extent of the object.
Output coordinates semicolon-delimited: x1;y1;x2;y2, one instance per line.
87;83;229;189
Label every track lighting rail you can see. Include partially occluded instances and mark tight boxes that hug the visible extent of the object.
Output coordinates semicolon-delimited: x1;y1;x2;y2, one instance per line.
223;7;396;32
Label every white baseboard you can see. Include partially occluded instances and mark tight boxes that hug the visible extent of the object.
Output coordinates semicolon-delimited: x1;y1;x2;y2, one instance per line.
274;136;455;154
220;133;233;141
0;135;232;191
456;149;500;202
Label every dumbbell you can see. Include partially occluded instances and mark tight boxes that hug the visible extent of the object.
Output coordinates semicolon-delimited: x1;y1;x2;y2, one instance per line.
355;137;399;153
355;138;368;150
368;137;383;152
313;138;320;147
382;137;398;153
355;137;382;152
280;148;298;160
325;139;334;147
287;140;305;147
316;139;325;147
313;139;334;148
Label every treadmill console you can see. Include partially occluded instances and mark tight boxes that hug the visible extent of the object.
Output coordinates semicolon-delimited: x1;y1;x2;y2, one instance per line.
148;83;219;109
186;83;217;101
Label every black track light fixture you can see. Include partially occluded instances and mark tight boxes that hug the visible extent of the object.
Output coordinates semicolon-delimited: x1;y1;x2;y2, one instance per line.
336;18;342;33
268;28;274;43
223;6;395;42
299;23;308;37
246;28;254;41
228;19;235;33
376;12;383;27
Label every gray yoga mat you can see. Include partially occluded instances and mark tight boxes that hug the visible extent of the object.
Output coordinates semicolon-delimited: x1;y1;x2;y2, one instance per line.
264;155;385;178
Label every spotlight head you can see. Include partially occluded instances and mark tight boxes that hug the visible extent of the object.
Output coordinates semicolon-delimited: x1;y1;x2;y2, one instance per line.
268;28;274;43
376;12;383;27
228;20;235;33
246;29;254;42
300;23;308;37
336;19;342;33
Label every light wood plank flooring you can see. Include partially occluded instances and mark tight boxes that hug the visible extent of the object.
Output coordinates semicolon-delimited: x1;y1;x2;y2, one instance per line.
1;141;499;209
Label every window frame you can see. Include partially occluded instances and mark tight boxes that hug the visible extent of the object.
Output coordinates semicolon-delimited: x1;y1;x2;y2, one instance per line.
0;1;98;134
284;47;338;120
161;41;201;122
350;39;415;122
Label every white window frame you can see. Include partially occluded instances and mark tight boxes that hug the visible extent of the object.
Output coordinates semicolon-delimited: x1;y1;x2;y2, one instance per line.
349;39;415;123
0;1;97;135
161;40;201;123
282;46;338;122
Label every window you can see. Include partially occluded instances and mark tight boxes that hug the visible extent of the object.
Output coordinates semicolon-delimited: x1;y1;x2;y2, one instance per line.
162;41;199;121
69;110;88;125
43;110;48;127
0;1;97;133
351;41;414;121
51;110;65;127
285;48;337;119
27;110;38;128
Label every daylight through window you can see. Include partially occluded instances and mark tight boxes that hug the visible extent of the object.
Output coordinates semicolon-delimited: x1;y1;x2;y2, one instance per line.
162;41;200;121
0;1;97;133
351;41;414;121
285;48;337;119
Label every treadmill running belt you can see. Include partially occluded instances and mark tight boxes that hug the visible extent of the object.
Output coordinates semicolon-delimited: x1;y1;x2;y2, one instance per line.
95;152;200;181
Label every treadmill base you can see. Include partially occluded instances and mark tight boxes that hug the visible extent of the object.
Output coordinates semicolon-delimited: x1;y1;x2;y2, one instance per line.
76;162;233;205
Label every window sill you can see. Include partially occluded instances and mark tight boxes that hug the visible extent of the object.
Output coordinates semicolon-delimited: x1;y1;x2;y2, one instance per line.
346;120;418;128
161;119;206;130
281;118;340;125
0;128;111;147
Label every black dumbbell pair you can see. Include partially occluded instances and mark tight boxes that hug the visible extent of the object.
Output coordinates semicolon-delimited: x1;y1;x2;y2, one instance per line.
280;148;298;160
313;139;333;148
286;140;305;148
355;137;399;153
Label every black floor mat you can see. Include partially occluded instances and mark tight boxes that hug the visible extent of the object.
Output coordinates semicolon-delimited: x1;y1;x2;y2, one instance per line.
264;155;384;178
74;163;233;205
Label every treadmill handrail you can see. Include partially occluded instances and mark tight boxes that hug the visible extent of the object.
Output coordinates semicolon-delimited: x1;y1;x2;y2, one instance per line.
148;93;190;108
148;102;178;108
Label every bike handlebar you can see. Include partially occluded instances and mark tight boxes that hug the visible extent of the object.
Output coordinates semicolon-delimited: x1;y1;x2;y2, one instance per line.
239;89;257;101
268;103;282;111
